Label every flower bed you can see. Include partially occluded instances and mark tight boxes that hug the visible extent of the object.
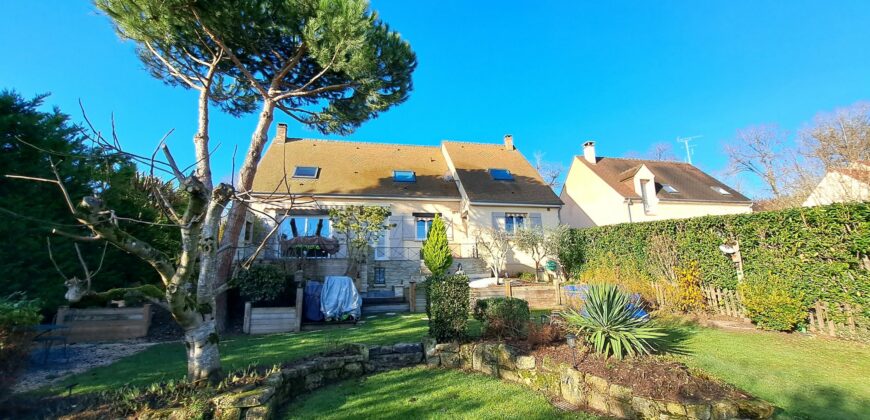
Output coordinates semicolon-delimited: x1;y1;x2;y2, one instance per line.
424;340;774;419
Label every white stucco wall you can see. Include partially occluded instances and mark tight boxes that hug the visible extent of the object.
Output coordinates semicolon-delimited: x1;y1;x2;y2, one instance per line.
803;172;870;206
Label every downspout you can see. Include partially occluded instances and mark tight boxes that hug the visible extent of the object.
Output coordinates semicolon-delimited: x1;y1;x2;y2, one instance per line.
624;198;634;223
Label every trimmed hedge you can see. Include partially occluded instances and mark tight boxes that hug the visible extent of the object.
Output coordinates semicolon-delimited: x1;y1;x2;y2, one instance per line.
426;274;470;341
560;203;870;316
473;297;530;339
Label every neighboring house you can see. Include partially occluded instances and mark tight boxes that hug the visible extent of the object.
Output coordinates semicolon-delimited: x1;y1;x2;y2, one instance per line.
560;141;752;227
803;162;870;206
245;124;562;291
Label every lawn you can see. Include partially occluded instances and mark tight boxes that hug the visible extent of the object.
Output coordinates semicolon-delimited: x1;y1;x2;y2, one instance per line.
42;313;431;395
37;312;870;420
663;319;870;420
282;366;597;420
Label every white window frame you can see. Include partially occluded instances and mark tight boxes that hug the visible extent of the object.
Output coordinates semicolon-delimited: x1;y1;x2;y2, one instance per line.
415;217;434;241
504;212;527;234
640;179;652;214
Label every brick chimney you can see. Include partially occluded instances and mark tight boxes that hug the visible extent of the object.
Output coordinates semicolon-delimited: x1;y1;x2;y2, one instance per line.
276;123;288;142
504;134;514;150
583;141;596;164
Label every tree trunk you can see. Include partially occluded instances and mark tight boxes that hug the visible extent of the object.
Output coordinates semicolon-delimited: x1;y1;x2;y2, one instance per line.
214;100;277;330
184;319;221;381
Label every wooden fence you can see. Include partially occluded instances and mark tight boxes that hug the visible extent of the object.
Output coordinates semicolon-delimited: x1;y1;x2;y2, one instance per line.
56;304;152;342
808;301;867;339
469;281;563;309
702;285;747;319
243;287;304;334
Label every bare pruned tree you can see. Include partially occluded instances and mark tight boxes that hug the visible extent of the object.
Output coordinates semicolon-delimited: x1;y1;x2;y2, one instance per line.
533;151;564;191
647;142;678;161
474;228;511;285
724;124;801;205
800;101;870;172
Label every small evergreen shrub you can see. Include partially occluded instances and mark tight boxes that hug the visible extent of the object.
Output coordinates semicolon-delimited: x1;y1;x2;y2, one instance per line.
427;273;470;341
473;297;530;339
517;272;537;282
234;265;289;304
421;214;452;277
561;284;663;359
0;293;42;394
740;277;807;331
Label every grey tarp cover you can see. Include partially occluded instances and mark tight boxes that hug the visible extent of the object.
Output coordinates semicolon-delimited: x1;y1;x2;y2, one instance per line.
320;276;361;320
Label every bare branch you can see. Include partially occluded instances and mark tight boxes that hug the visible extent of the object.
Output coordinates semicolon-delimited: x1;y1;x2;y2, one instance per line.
46;237;71;282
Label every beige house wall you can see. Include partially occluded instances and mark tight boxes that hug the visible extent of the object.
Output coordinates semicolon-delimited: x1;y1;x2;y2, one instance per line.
559;156;752;228
803;172;870;206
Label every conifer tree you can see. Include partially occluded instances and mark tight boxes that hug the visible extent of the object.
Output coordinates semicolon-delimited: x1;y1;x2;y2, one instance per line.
422;215;452;277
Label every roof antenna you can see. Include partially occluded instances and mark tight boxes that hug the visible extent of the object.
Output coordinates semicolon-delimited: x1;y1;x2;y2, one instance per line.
676;135;702;164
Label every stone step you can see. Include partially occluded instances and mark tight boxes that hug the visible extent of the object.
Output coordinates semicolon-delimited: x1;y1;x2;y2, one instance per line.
362;303;410;314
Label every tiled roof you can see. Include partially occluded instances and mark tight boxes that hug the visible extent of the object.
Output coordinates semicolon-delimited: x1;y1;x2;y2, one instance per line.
578;157;751;203
442;141;563;206
252;138;460;199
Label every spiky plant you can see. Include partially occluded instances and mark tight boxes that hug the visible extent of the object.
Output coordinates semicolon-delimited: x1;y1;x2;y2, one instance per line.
561;283;664;359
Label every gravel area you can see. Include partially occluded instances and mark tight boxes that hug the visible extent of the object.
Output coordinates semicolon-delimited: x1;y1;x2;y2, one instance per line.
12;340;161;394
13;340;157;393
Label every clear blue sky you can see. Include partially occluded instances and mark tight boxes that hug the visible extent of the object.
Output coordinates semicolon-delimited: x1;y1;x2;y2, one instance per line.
3;1;870;197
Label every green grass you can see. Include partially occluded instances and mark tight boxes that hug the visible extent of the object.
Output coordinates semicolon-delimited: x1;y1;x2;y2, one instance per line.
662;318;870;420
282;366;597;420
42;313;432;395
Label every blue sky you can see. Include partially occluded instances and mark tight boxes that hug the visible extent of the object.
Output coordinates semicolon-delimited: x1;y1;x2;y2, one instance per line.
3;1;870;197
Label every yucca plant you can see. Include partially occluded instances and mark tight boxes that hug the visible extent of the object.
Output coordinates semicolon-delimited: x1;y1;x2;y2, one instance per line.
561;283;664;359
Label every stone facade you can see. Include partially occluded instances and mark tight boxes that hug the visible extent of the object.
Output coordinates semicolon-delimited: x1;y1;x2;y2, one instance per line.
424;340;774;420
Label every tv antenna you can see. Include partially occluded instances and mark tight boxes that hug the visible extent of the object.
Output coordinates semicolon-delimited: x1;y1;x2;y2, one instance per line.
676;135;702;164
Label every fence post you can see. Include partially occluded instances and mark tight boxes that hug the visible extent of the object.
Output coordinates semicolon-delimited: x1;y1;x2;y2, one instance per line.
294;287;304;332
505;280;512;298
243;302;252;334
409;282;417;313
554;279;561;306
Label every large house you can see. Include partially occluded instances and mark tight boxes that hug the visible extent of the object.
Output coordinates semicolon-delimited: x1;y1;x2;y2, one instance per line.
246;124;563;292
803;162;870;206
560;141;752;227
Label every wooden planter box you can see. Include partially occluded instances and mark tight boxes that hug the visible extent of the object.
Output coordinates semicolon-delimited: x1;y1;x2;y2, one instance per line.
243;287;304;335
56;304;152;342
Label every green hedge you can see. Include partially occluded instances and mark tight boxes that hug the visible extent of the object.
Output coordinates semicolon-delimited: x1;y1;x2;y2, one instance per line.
560;203;870;312
426;274;470;341
473;297;530;339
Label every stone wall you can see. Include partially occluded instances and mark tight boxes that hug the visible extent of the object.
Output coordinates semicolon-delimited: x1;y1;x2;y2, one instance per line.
209;342;424;420
423;340;774;420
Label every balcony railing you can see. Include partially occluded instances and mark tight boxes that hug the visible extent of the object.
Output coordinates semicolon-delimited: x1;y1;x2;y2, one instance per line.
235;242;478;262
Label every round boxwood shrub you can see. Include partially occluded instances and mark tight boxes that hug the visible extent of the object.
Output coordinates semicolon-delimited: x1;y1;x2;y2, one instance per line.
426;273;470;342
473;297;530;339
234;265;289;304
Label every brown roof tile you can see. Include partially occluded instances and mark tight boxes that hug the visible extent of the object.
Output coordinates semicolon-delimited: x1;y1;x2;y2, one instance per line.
443;141;563;206
252;138;461;199
578;157;751;203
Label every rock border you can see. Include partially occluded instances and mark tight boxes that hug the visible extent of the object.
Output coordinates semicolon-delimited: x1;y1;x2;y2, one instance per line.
423;339;774;420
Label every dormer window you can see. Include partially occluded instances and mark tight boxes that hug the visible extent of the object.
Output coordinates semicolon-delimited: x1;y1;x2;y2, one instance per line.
393;170;416;182
293;166;320;179
661;184;679;193
711;186;731;195
489;168;514;181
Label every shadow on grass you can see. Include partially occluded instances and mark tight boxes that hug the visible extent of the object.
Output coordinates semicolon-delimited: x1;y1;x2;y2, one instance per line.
779;385;870;420
655;316;697;356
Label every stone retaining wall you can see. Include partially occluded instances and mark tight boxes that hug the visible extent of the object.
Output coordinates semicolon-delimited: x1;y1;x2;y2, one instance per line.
210;342;424;420
422;339;774;420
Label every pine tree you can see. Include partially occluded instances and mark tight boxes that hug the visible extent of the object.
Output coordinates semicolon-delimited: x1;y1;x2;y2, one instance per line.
422;215;452;277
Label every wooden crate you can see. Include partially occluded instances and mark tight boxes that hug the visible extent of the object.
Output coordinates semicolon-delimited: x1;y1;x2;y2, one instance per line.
56;304;152;342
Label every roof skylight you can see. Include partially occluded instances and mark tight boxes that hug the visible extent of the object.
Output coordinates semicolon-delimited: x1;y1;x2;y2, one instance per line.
293;166;320;179
710;186;731;195
489;168;514;181
661;184;679;193
393;170;416;182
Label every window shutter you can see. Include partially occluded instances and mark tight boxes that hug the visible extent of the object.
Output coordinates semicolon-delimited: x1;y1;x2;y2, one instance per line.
442;214;454;240
388;216;402;240
403;216;416;240
530;213;543;230
491;212;506;230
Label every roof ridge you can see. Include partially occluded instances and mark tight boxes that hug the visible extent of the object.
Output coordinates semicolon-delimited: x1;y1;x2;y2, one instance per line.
283;137;441;149
442;139;508;147
579;155;692;165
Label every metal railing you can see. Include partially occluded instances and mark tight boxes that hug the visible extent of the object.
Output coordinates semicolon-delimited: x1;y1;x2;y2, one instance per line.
235;242;478;262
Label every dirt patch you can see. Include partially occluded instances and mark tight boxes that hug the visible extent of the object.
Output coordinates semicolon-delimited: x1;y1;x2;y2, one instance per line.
520;341;745;403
